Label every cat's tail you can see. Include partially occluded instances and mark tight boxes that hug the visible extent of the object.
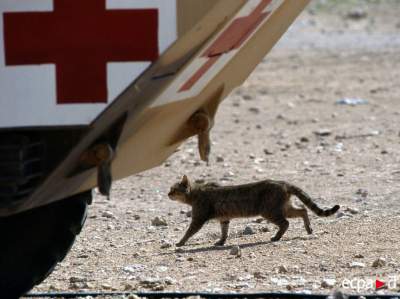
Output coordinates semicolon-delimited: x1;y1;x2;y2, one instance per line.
288;185;340;217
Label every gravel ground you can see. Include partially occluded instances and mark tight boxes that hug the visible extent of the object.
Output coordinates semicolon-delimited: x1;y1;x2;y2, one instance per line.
31;1;400;298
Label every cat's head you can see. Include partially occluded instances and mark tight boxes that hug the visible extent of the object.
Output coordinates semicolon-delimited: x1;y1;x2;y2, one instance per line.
168;175;191;203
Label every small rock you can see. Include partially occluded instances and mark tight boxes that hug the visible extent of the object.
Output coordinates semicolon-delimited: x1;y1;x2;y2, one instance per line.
216;156;224;163
160;240;173;249
349;261;366;268
69;276;87;283
138;277;165;291
354;253;364;259
345;207;359;215
164;277;176;285
249;107;260;114
151;216;168;226
234;282;250;289
253;271;266;279
314;129;332;137
230;245;241;257
264;149;274;155
321;278;336;288
123;264;145;274
243;226;255;235
336;98;368;106
242;94;252;101
123;282;136;291
346;8;368;20
372;257;386;268
335;211;346;218
101;283;114;290
156;266;169;272
278;265;288;273
102;211;115;219
300;136;309;143
261;227;270;233
356;189;368;198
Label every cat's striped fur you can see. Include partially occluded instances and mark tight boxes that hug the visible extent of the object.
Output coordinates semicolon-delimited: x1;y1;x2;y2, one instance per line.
168;175;340;246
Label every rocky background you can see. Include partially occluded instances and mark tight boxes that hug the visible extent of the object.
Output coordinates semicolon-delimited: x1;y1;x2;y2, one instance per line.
32;0;400;297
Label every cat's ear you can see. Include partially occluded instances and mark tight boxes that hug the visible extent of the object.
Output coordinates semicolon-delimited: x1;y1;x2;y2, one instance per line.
181;175;190;191
181;175;190;188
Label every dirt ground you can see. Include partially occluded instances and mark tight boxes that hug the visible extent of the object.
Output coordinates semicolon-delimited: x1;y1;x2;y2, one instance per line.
32;1;400;297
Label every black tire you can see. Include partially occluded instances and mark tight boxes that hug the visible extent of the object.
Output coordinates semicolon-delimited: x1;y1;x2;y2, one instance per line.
0;191;91;298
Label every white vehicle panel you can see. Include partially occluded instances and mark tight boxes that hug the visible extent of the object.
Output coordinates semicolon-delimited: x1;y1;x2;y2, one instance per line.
0;0;177;128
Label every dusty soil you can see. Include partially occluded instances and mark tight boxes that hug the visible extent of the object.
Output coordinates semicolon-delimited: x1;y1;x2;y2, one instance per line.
32;1;400;297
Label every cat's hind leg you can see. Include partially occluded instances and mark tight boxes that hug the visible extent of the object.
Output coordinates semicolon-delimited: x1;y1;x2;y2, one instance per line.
285;205;313;234
267;214;289;242
214;220;230;246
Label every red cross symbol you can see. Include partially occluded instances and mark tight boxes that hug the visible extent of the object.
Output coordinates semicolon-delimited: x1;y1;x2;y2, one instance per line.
3;0;159;104
179;0;272;92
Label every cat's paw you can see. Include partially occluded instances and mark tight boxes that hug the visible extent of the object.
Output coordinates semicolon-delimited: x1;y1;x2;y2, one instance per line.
175;242;185;247
214;240;225;247
270;236;280;242
307;228;313;235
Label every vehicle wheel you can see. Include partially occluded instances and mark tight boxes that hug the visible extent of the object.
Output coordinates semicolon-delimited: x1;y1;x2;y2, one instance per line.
0;191;91;298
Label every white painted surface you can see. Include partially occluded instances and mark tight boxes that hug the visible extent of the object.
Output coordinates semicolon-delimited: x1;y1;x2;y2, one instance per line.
0;0;177;128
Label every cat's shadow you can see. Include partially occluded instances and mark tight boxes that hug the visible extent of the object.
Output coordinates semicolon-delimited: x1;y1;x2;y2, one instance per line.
160;235;313;255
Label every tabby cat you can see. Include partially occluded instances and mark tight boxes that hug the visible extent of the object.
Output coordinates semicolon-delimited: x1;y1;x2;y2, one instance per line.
168;175;339;246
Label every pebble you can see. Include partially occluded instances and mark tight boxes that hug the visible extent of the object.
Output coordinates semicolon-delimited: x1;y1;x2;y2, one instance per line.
335;211;346;218
356;189;368;197
314;129;332;137
123;282;136;291
321;278;336;288
69;276;87;283
160;240;173;249
102;211;115;219
278;265;288;273
264;149;274;155
346;8;368;20
242;94;252;101
138;277;166;291
123;264;145;274
372;257;386;268
230;245;241;257
300;136;310;143
216;156;224;163
253;271;266;279
151;216;168;226
101;283;115;290
349;261;366;268
164;277;176;285
243;226;255;235
249;107;260;114
345;207;359;214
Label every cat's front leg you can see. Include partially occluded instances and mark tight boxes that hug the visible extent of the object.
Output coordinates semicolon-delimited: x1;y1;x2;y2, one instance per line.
176;218;206;247
214;220;230;246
